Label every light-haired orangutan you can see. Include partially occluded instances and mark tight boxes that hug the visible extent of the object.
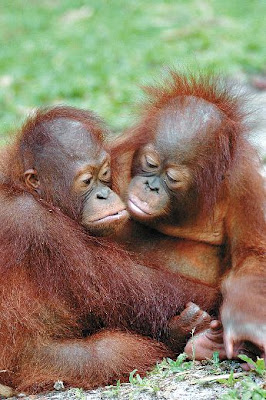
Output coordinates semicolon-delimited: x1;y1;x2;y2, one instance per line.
111;71;266;360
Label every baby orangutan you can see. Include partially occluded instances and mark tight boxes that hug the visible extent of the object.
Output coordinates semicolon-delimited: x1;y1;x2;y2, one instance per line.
0;105;221;395
111;71;266;361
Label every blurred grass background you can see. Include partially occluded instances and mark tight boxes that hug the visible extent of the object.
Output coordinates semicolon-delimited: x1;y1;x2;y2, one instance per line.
0;0;265;144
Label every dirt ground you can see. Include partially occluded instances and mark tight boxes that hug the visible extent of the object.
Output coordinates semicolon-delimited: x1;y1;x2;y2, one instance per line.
4;360;265;400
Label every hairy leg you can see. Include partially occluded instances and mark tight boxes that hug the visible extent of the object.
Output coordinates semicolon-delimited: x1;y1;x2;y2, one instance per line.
16;330;172;393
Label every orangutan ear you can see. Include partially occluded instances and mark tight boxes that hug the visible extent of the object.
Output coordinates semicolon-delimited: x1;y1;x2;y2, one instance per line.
24;169;40;191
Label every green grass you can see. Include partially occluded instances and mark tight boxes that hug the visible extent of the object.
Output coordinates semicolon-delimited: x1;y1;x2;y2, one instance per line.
0;0;265;143
103;355;266;400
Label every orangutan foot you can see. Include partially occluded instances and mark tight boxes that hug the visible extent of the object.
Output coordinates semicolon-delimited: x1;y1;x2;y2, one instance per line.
167;302;212;351
184;319;227;360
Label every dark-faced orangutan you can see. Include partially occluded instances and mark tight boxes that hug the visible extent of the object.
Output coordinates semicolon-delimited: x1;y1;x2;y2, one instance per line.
0;106;221;395
111;71;266;361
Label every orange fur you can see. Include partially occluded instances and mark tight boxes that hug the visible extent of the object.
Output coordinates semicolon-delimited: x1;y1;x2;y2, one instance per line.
111;71;266;356
0;106;220;393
